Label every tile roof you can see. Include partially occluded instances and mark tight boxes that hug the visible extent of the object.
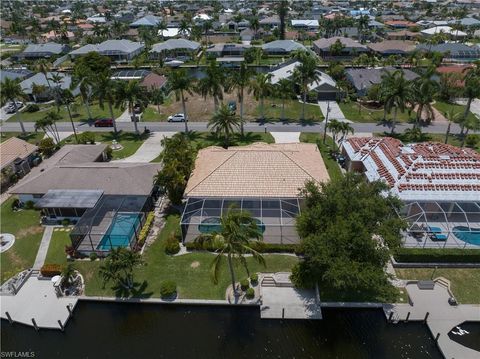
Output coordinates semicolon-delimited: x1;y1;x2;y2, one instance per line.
346;67;419;91
313;36;367;50
262;40;307;52
185;143;330;198
367;40;416;54
0;137;38;169
151;39;200;52
343;137;480;202
70;40;143;56
140;73;167;89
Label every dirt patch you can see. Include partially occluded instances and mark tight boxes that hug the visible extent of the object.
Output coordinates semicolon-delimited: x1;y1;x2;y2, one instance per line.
190;261;200;269
5;250;25;268
16;226;43;239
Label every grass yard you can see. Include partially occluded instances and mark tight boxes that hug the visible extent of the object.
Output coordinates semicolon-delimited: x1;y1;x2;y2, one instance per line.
433;101;478;123
0;132;44;144
300;133;343;181
44;228;72;266
0;198;43;283
395;268;480;304
8;100;123;123
339;101;416;123
256;98;324;122
74;214;299;299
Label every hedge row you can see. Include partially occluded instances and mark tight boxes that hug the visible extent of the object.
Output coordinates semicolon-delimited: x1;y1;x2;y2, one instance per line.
394;248;480;263
40;264;63;277
185;241;302;254
136;212;155;248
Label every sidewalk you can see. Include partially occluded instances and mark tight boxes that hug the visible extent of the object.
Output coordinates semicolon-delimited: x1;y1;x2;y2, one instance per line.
112;131;175;163
317;101;352;123
32;226;54;270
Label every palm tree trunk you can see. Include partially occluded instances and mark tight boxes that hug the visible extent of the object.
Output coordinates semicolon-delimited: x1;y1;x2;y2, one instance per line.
83;95;93;120
461;128;469;147
65;103;78;143
260;97;265;121
239;89;244;136
13;100;26;134
416;104;422;128
52;121;61;144
108;101;117;133
444;122;451;144
213;96;219;112
129;103;139;134
281;98;286;121
463;97;472;122
301;90;306;120
227;254;237;296
390;107;398;134
181;91;188;133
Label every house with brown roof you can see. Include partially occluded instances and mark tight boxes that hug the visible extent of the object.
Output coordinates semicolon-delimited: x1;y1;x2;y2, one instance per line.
180;143;330;244
313;36;368;58
0;137;39;184
367;40;416;56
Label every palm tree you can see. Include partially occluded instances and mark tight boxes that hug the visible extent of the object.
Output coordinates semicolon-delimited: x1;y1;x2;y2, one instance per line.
380;70;413;134
249;73;272;122
94;72;118;133
99;247;144;290
71;69;94;120
49;72;65;111
194;207;265;297
460;116;480;147
0;78;27;134
226;63;253;136
277;0;289;40
59;89;79;143
196;60;224;111
150;88;164;116
460;63;480;134
208;104;242;148
338;122;354;143
411;75;439;128
35;59;52;90
31;83;47;103
156;20;168;41
443;109;461;144
169;69;195;132
292;52;320;121
357;15;369;43
114;80;149;134
179;19;190;38
35;111;61;144
61;264;77;289
326;119;343;152
275;79;294;121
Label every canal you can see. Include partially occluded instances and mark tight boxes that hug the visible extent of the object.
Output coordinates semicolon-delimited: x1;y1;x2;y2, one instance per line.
1;302;442;359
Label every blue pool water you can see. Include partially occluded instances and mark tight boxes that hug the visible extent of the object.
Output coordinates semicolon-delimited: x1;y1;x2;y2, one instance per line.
97;213;141;250
453;226;480;246
198;217;266;234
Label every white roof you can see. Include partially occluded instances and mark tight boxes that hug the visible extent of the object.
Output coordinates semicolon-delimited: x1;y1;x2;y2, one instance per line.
158;28;180;38
269;61;336;90
421;26;467;37
193;13;212;21
291;20;319;27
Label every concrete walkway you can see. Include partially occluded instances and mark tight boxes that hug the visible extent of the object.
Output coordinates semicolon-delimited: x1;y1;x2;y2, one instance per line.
270;132;300;143
318;101;352;123
115;109;132;123
112;131;175;163
384;281;480;359
43;131;74;144
32;226;54;270
455;98;480;119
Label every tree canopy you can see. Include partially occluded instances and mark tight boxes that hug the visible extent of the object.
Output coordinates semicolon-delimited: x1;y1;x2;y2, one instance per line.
291;174;406;302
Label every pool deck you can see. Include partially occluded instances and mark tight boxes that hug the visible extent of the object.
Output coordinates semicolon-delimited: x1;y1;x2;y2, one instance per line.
1;275;78;330
383;281;480;359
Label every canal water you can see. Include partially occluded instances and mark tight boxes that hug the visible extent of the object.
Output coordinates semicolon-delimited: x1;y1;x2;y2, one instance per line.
1;302;442;359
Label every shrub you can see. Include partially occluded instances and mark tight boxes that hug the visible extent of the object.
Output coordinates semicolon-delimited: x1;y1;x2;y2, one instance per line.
89;252;98;261
24;200;35;209
165;233;181;255
184;241;301;254
136;211;155;248
246;287;255;299
38;137;56;156
160;280;177;298
61;218;70;226
393;248;480;263
11;198;20;210
105;146;113;160
25;104;40;112
240;278;250;291
77;131;96;144
250;273;258;284
465;134;479;149
40;264;63;277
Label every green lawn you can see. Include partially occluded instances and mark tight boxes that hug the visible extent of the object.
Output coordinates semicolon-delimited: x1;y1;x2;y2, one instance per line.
339;101;416;123
0;132;44;144
299;133;343;181
256;98;324;122
44;228;72;266
8;100;123;123
433;101;478;122
0;198;44;283
74;214;298;299
395;268;480;304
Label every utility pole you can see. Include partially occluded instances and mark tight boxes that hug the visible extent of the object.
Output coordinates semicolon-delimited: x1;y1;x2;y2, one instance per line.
323;100;331;144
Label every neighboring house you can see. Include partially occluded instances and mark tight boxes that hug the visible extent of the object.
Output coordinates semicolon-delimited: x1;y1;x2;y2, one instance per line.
181;143;330;244
447;17;480;27
345;67;419;96
111;69;151;81
291;19;320;30
384;20;417;29
262;40;307;55
130;15;163;28
259;15;281;28
434;64;472;87
367;40;416;56
420;26;467;38
14;43;69;60
0;68;33;83
10;144;161;255
206;43;251;58
313;36;368;58
20;71;79;101
140;72;168;91
86;15;107;23
416;43;480;62
40;30;74;43
386;30;421;40
226;19;250;31
69;40;144;62
150;39;200;60
0;137;39;183
158;27;181;38
341;137;480;248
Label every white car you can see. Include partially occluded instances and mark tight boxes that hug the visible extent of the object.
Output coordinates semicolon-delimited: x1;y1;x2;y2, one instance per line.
167;113;186;122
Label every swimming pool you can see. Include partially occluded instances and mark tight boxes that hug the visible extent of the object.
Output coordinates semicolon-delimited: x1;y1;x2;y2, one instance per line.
198;217;266;234
453;226;480;246
97;213;142;251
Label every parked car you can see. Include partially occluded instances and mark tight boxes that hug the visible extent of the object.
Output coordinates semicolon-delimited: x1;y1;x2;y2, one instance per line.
228;101;237;112
133;104;142;114
94;118;114;127
167;113;186;122
5;101;24;113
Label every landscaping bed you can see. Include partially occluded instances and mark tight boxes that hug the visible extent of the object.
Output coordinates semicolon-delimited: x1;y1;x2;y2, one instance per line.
394;248;480;263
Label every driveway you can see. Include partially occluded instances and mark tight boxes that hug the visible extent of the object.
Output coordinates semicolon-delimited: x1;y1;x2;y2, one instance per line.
317;101;352;123
469;99;480;118
271;132;300;143
112;131;176;163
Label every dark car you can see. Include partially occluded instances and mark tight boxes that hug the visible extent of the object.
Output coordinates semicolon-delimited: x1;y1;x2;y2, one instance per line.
228;101;237;112
133;104;142;114
94;118;114;127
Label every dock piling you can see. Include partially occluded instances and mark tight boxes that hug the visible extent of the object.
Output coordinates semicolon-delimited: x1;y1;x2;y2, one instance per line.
388;312;394;322
31;318;39;331
5;312;13;324
67;304;73;317
58;320;64;332
424;312;429;323
435;333;440;342
405;312;410;322
282;308;285;319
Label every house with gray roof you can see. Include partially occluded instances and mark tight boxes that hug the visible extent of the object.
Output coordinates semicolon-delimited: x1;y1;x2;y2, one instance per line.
416;43;480;62
262;40;307;55
448;17;480;27
150;39;200;60
69;40;144;62
0;69;33;83
313;36;368;58
345;67;419;96
19;72;79;101
259;15;280;28
130;15;163;28
14;43;69;60
206;43;251;58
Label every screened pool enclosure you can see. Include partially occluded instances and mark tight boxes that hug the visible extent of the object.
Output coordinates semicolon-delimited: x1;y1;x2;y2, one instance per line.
400;201;480;249
180;197;302;244
70;195;153;254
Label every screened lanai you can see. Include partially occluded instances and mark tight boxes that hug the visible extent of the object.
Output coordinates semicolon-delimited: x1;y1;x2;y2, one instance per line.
400;201;480;249
180;197;302;244
70;195;153;254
